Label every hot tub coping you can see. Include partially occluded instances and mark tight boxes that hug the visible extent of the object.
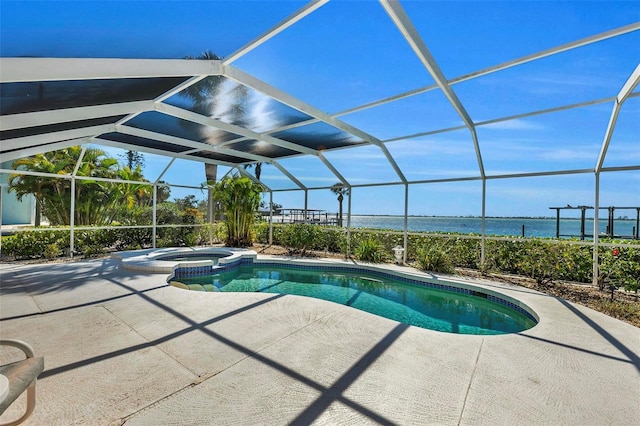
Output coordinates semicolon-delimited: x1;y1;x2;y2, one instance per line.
111;247;257;273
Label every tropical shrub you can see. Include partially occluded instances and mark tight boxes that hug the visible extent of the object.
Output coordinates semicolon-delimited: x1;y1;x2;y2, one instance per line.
111;228;152;251
599;246;640;295
74;230;107;257
211;176;263;247
279;223;323;255
186;222;226;246
444;237;481;268
320;227;348;253
80;243;107;258
253;221;270;243
1;230;70;259
255;223;347;255
0;225;208;260
484;239;526;274
43;243;62;259
513;240;561;285
153;200;209;247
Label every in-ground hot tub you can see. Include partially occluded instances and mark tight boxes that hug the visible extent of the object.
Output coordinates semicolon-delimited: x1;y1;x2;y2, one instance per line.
155;251;230;263
111;247;257;274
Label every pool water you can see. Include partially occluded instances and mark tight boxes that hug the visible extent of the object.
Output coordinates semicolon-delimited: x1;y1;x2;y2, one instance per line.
177;266;536;335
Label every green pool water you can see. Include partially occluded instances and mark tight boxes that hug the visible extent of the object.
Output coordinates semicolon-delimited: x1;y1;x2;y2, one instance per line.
176;266;536;335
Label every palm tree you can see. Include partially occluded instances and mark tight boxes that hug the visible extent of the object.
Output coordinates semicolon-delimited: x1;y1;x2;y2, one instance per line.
120;150;144;170
72;147;120;225
9;150;77;226
330;183;349;227
243;162;262;180
9;146;144;226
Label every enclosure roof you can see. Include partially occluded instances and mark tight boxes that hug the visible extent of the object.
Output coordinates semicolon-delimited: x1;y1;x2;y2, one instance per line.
1;1;639;193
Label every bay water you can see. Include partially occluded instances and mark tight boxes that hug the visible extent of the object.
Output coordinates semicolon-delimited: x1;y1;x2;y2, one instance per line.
348;215;638;239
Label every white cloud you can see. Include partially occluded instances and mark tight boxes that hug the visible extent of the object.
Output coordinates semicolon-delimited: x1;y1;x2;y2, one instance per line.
523;72;613;90
539;149;596;162
480;118;544;131
407;169;480;178
302;176;340;184
327;149;386;161
386;138;476;157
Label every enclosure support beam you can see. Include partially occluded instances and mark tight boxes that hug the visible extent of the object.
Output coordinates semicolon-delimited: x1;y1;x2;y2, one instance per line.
208;186;214;246
269;191;274;246
152;184;157;249
70;178;76;258
380;0;485;179
593;174;600;287
67;146;86;259
224;65;407;184
223;0;329;65
271;163;307;191
332;22;640;121
481;179;486;266
2;125;115;153
347;187;352;259
592;63;640;286
0;187;3;257
403;183;409;264
0;57;223;83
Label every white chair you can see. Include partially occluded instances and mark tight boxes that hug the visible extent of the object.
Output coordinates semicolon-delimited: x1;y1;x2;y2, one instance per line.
0;340;44;426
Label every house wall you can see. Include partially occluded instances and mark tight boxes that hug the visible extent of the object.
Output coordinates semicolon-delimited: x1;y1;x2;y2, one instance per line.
1;162;34;225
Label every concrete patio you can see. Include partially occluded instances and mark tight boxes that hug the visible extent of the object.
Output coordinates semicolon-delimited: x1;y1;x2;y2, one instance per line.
0;254;638;425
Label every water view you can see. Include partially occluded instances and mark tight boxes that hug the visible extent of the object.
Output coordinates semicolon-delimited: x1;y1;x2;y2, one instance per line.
347;216;639;239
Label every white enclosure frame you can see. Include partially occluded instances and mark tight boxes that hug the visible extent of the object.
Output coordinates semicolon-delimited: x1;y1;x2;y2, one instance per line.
1;1;639;284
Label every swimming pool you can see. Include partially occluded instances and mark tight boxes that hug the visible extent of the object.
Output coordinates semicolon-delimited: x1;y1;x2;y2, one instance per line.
173;264;537;335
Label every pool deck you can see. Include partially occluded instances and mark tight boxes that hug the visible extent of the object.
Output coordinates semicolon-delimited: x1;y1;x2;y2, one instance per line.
0;253;638;425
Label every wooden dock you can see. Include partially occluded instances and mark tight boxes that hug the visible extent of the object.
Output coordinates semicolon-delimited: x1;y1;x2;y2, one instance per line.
262;209;340;226
549;205;640;240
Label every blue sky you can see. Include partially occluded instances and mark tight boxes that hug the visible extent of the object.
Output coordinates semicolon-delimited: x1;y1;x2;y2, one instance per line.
2;1;639;217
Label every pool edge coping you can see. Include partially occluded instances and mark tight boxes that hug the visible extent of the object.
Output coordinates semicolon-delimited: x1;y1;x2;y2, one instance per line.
166;252;541;327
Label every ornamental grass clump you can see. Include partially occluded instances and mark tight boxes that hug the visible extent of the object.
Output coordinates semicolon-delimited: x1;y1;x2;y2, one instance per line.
415;245;454;274
354;239;385;263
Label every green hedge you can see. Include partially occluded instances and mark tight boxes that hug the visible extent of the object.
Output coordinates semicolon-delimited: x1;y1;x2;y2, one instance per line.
1;222;227;260
1;230;70;259
255;224;638;291
3;223;638;293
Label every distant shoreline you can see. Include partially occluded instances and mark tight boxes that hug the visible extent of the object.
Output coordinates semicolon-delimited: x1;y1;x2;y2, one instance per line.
349;214;635;221
271;213;638;238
